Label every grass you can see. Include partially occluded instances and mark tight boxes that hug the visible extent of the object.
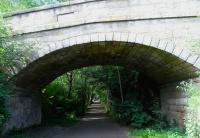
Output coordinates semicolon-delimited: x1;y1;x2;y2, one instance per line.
129;128;187;138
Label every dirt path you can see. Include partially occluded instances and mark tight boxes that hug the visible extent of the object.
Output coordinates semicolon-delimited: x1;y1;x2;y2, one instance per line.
25;103;129;138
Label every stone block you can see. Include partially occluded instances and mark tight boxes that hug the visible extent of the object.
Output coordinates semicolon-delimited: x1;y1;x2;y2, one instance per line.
2;88;42;134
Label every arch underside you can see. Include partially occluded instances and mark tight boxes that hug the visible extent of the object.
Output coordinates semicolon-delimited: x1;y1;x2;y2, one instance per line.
12;41;199;89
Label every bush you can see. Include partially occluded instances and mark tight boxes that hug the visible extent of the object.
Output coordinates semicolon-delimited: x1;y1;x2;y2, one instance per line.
129;128;187;138
179;80;200;138
41;112;78;127
41;70;91;126
111;100;151;128
0;73;11;130
0;15;35;133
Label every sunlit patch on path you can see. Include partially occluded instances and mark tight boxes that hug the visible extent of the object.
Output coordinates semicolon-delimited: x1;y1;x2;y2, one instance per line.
24;103;129;138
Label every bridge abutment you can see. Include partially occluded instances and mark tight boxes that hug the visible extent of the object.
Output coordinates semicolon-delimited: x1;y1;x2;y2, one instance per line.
2;88;42;134
160;79;200;128
160;82;186;128
2;80;200;133
1;0;200;135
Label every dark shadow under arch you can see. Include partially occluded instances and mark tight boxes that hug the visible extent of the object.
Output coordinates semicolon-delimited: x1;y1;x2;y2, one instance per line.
11;41;199;90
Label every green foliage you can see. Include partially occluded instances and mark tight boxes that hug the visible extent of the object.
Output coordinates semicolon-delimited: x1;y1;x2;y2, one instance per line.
0;3;35;132
84;66;160;128
41;112;78;127
0;8;12;134
41;66;159;129
42;69;92;126
0;73;11;128
179;79;200;138
111;100;151;128
190;39;200;54
0;0;71;13
0;17;34;74
129;128;187;138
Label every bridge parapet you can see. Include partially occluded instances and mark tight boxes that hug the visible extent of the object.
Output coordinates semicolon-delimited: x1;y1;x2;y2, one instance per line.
5;0;200;36
2;0;200;134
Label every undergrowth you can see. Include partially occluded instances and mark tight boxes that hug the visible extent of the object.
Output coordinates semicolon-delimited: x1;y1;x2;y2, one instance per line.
41;112;78;127
129;128;187;138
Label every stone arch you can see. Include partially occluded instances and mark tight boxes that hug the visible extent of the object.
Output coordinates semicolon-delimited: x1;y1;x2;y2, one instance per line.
12;31;200;89
2;0;200;133
4;31;200;133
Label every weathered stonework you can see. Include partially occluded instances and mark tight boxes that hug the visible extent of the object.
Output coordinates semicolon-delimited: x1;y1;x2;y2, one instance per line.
2;0;200;133
160;82;187;128
2;88;42;134
160;80;200;129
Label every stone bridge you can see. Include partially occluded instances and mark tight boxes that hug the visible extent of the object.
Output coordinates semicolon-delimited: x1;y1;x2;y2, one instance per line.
3;0;200;133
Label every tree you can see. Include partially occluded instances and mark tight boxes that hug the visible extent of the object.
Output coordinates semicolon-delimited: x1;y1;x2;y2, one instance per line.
66;71;74;99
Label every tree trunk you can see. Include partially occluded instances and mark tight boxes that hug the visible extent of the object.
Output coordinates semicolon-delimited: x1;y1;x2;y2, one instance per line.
67;71;73;99
117;66;124;103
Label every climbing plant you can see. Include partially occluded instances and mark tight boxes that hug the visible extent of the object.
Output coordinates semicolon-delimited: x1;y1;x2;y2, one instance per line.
179;78;200;138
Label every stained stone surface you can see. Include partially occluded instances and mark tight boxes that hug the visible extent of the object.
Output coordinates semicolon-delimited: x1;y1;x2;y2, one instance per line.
2;0;200;133
2;88;41;134
3;0;200;89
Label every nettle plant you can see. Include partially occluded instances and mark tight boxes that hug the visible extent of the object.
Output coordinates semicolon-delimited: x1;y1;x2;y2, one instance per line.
179;76;200;138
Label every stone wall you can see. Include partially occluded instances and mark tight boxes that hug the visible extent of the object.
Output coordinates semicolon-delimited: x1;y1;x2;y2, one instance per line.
2;0;200;134
5;0;200;52
2;88;42;134
160;82;187;128
4;0;200;89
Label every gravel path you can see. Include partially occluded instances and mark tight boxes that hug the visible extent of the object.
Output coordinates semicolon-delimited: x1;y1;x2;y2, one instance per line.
25;103;129;138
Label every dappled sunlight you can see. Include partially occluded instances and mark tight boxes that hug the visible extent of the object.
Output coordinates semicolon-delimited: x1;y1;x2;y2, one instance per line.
81;117;108;121
82;103;108;121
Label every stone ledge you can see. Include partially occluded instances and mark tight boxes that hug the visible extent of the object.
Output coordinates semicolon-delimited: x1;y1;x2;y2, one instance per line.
11;16;199;36
4;0;105;17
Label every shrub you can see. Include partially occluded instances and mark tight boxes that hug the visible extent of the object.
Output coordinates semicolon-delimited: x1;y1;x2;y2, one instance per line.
0;73;11;130
41;71;91;125
129;128;187;138
111;100;151;128
0;13;35;134
41;112;78;127
179;79;200;138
